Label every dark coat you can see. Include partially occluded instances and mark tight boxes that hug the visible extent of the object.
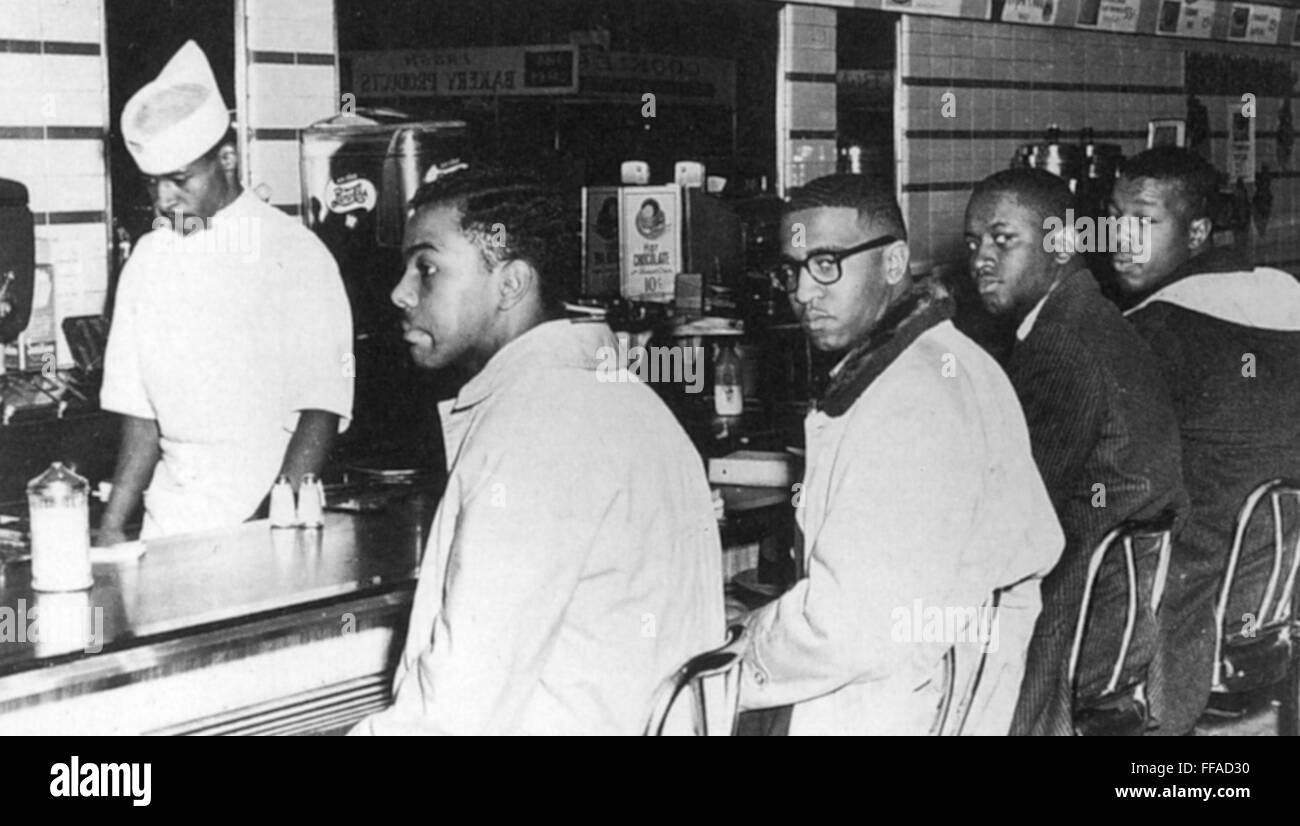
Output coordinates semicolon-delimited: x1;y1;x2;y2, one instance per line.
1006;267;1188;736
1127;248;1300;735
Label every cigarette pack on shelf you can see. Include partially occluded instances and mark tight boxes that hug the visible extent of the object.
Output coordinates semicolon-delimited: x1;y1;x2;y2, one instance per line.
620;184;681;303
581;186;621;299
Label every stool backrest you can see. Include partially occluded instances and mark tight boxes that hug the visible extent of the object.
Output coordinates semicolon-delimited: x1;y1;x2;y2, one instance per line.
643;625;746;736
1069;511;1176;697
930;587;1002;736
1213;479;1300;689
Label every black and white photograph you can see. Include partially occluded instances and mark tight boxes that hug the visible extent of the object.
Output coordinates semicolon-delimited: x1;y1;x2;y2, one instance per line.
0;0;1297;771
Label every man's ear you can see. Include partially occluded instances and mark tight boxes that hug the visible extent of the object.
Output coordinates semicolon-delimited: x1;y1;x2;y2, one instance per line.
883;239;910;286
216;143;239;175
1051;222;1078;266
1187;216;1212;252
496;258;537;310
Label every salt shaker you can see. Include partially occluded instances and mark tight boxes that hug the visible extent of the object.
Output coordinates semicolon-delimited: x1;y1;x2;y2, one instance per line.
27;462;93;592
269;475;296;529
296;474;325;529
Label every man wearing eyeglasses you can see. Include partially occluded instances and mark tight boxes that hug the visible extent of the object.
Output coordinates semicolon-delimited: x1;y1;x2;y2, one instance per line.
734;174;1063;735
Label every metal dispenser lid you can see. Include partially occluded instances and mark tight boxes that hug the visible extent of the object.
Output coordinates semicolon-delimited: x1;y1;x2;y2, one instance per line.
27;462;88;497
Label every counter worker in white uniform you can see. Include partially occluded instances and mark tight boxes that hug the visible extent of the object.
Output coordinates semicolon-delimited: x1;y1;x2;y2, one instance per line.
98;41;354;542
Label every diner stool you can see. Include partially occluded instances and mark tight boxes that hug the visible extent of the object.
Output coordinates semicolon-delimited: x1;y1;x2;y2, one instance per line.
642;625;746;736
1209;479;1300;736
1070;511;1176;736
929;588;1002;736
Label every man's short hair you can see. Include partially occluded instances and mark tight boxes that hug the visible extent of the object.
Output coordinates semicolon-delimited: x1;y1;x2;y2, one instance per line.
1118;147;1220;227
969;167;1074;232
409;165;578;312
785;173;908;242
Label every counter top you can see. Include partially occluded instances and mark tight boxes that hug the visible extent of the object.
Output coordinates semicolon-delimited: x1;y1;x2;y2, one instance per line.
0;489;437;679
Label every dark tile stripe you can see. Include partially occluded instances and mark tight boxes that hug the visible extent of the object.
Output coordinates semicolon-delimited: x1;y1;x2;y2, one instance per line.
250;50;296;64
789;129;836;141
44;42;100;56
0;39;100;55
785;72;836;84
37;211;106;225
0;39;41;53
0;127;104;139
903;76;1182;95
250;50;334;66
46;126;104;140
0;127;44;139
252;128;300;141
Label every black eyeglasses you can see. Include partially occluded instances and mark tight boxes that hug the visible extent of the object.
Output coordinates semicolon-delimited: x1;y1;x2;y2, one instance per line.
768;235;899;293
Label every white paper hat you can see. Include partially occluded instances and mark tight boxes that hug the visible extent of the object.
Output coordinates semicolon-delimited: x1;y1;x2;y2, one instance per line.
121;41;231;175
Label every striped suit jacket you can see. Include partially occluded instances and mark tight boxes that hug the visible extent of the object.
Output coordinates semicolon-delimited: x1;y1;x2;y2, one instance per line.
1005;267;1188;736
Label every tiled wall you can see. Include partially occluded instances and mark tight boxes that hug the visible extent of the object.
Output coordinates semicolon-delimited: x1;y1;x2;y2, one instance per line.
0;0;109;368
898;13;1300;275
0;0;340;374
778;4;838;194
241;0;339;214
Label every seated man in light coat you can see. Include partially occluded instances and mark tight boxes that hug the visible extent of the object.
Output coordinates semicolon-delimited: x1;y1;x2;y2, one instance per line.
351;168;724;735
735;174;1064;735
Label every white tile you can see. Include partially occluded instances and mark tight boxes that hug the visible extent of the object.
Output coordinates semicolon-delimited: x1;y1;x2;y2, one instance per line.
25;176;55;213
299;93;336;126
788;83;835;131
791;43;835;74
0;0;43;39
248;140;300;206
0;141;47;186
0;53;44;90
55;289;106;318
0;91;47;126
250;63;334;102
45;139;103;177
249;14;334;54
791;23;835;51
43;54;104;93
43;173;106;212
41;89;105;126
790;5;835;27
39;0;103;43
